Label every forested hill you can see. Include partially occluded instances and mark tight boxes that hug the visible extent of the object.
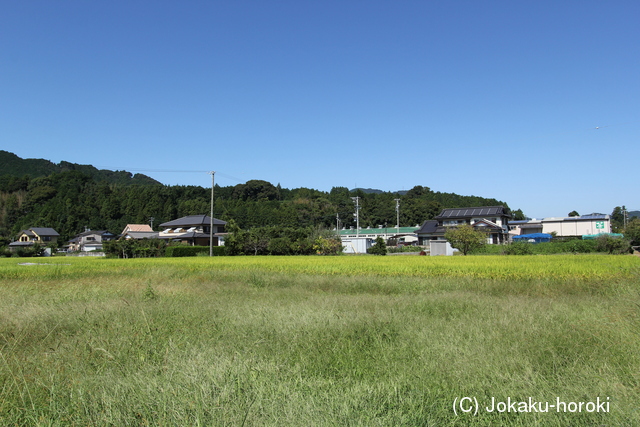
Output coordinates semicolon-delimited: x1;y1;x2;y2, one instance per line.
0;151;161;186
0;154;516;244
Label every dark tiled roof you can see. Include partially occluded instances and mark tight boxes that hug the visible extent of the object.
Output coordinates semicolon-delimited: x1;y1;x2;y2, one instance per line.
30;227;60;236
73;230;114;238
9;241;35;247
416;220;438;235
435;206;509;219
159;215;226;227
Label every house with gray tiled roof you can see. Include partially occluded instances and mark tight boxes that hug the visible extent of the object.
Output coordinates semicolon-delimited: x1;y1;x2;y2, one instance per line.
420;206;511;245
158;215;227;246
68;230;116;252
9;227;60;250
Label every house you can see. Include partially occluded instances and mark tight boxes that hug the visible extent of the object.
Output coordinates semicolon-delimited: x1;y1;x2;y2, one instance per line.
416;220;439;245
68;230;116;252
9;227;60;251
158;215;227;246
121;224;154;234
418;206;511;244
119;224;158;241
509;213;611;239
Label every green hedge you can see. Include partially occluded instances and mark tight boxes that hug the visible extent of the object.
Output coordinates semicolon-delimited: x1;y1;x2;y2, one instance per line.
165;246;226;257
471;239;599;255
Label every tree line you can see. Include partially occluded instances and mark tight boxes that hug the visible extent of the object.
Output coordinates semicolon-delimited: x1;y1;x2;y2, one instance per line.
0;171;511;245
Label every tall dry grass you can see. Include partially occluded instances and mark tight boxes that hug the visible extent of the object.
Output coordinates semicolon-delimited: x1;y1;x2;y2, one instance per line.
0;255;638;425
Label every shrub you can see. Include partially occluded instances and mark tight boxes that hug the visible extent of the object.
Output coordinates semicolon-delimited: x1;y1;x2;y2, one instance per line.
104;238;167;258
268;237;293;255
595;235;631;254
387;245;423;253
503;242;534;255
165;245;225;257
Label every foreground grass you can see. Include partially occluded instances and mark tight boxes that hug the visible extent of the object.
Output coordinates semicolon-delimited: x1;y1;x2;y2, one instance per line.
0;255;639;425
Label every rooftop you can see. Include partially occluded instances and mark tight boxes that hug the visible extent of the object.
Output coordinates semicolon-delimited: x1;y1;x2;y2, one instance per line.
159;215;227;228
338;226;419;236
435;206;510;219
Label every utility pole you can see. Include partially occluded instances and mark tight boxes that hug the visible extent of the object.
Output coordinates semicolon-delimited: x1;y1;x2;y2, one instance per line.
394;198;401;236
149;217;155;230
351;197;360;237
209;171;215;257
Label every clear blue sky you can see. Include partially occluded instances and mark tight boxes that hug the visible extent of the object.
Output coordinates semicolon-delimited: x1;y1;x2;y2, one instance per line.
2;1;638;218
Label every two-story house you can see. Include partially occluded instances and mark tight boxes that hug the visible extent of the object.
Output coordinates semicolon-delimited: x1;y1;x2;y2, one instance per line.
158;215;227;246
68;230;116;252
418;206;511;245
9;227;60;251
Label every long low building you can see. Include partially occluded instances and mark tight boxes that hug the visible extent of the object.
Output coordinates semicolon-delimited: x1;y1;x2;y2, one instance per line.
509;214;611;238
337;226;420;245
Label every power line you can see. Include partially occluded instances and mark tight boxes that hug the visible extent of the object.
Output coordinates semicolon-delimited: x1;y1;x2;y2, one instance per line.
93;165;245;183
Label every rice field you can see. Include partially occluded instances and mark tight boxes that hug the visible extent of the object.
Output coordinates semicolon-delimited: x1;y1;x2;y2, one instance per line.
1;254;639;425
1;253;637;281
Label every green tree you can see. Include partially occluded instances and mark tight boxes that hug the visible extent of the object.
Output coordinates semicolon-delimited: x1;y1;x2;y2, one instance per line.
568;210;580;217
511;209;526;221
222;219;245;255
233;180;279;201
444;224;486;255
367;236;387;255
312;236;343;255
624;218;640;246
611;206;626;232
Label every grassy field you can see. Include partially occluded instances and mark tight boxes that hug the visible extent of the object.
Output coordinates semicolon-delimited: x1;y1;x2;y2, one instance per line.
1;254;639;426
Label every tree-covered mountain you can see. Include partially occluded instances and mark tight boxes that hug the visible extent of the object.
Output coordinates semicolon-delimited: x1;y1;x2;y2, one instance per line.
0;152;514;244
0;150;161;186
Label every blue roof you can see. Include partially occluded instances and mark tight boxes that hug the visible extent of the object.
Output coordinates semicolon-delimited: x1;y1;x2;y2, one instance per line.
512;233;552;241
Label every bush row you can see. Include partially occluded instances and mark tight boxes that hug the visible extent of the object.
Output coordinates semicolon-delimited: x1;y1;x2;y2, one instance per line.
471;237;631;255
165;246;226;257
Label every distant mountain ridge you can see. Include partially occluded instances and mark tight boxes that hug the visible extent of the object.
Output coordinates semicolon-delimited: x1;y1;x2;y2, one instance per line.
0;151;161;186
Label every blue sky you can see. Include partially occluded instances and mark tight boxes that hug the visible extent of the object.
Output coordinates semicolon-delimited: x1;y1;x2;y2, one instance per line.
2;1;638;218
